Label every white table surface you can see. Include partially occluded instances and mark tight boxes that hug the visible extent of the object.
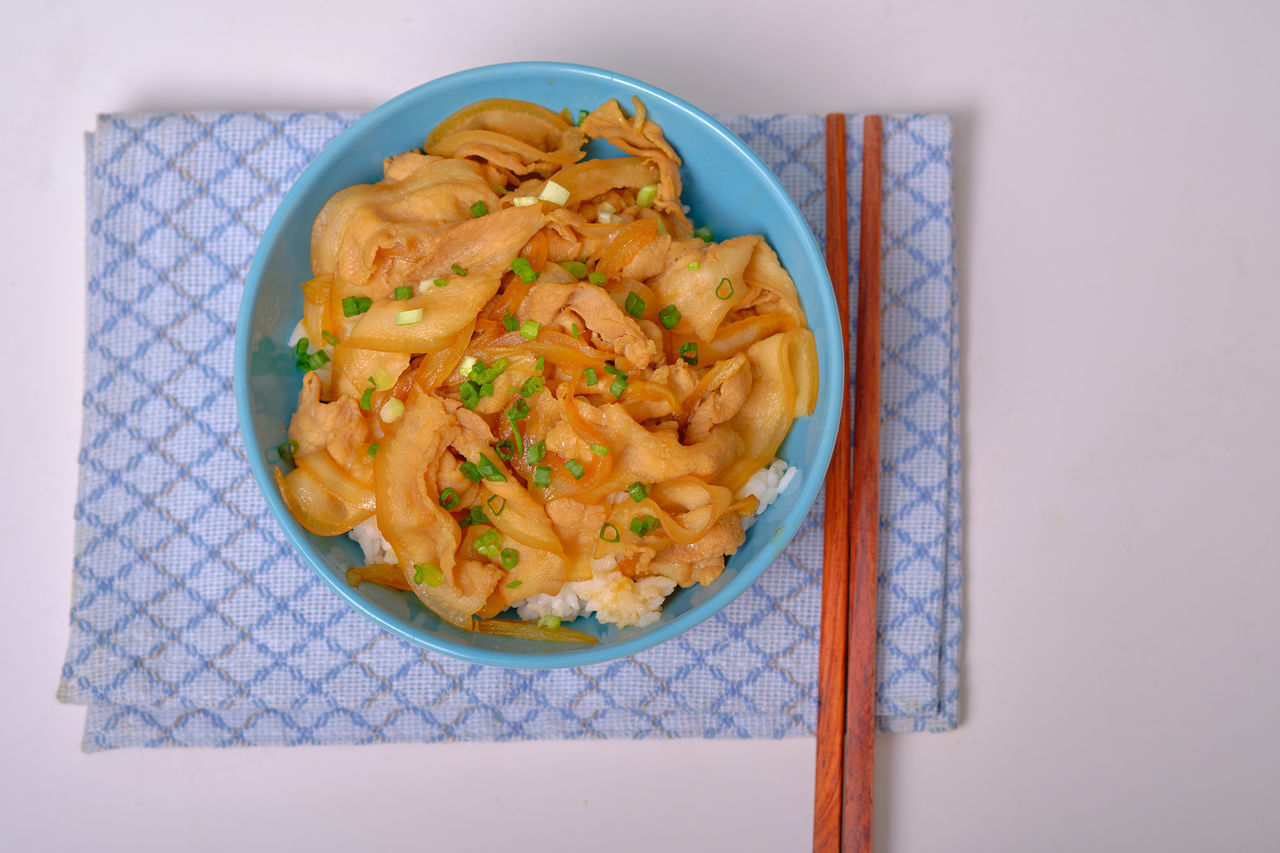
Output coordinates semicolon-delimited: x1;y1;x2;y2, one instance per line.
5;1;1279;850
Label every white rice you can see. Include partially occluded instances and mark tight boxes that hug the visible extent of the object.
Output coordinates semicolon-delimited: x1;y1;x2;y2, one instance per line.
347;458;799;628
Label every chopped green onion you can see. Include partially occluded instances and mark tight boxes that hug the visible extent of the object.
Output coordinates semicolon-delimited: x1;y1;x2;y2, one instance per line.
370;370;395;390
693;225;713;242
506;579;523;589
610;377;627;398
511;196;538;208
394;285;412;300
636;184;658;208
475;453;507;482
520;376;544;397
587;272;606;286
535;356;545;372
367;443;379;457
459;461;482;482
470;200;489;217
474;529;502;559
687;261;700;270
533;465;551;487
678;341;699;366
627;481;650;503
539;180;570;205
502;312;519;332
459;381;480;409
565;459;585;480
629;515;661;537
359;386;374;411
322;330;340;346
440;488;460;510
603;364;627;378
470;357;509;384
570;322;580;339
459;505;489;528
510;257;539;283
395;308;424;325
577;108;589;125
451;263;468;276
598;522;620;542
277;439;299;464
495;439;515;461
341;295;372;317
559;261;587;279
526;440;546;464
500;548;519;570
583;367;597;386
486;495;506;517
624;292;645;318
519;320;541;340
413;562;444;587
537;614;560;629
434;278;448;287
507;397;530;421
295;338;309;355
379;398;405;423
659;304;681;329
507;412;524;458
716;277;735;300
478;381;494;399
590;444;608;456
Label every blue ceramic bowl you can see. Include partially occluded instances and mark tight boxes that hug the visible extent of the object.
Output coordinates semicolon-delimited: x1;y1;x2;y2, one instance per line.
235;62;841;668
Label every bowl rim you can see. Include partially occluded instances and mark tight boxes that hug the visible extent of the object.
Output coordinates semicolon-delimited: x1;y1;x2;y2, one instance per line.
235;61;841;668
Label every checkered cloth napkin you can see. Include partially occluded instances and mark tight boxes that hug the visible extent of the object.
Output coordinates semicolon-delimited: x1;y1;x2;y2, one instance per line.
59;111;961;751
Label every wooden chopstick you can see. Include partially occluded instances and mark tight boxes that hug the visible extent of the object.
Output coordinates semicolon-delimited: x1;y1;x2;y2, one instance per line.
813;112;851;853
844;114;884;853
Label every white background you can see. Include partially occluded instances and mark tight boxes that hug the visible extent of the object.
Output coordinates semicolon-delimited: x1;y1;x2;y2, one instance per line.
4;1;1278;850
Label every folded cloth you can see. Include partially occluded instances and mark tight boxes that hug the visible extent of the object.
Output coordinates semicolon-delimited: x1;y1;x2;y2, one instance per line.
59;111;961;750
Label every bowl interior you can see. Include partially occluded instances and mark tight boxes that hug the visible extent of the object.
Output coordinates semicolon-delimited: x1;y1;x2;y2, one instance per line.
236;62;842;667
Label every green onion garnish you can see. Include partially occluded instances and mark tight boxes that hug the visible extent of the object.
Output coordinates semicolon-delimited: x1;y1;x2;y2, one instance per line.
495;439;515;461
459;461;482;482
598;522;620;542
322;330;340;346
602;364;627;378
636;184;658;208
535;356;545;372
395;308;424;325
394;286;412;300
715;277;735;300
510;257;539;283
379;398;405;423
688;261;700;270
629;515;660;537
277;439;299;464
459;505;489;528
519;320;541;340
413;563;444;587
678;341;699;366
295;338;309;355
474;529;502;559
475;453;507;482
434;278;448;287
693;225;713;242
570;323;580;339
587;272;606;286
577;108;588;125
590;444;608;456
502;312;519;332
367;443;379;457
520;376;544;397
506;579;523;589
359;386;374;411
341;295;372;317
440;488;460;510
537;615;560;629
486;495;506;517
658;304;681;329
624;292;645;318
507;397;530;421
565;459;585;480
459;381;479;409
451;263;468;276
627;481;650;503
533;465;551;487
470;358;509;384
526;440;546;465
471;200;488;217
609;377;627;398
479;381;494;398
559;261;587;279
500;548;518;570
583;367;597;386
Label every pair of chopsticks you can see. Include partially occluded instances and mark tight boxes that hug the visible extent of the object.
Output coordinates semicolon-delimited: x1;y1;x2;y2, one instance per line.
814;114;883;853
